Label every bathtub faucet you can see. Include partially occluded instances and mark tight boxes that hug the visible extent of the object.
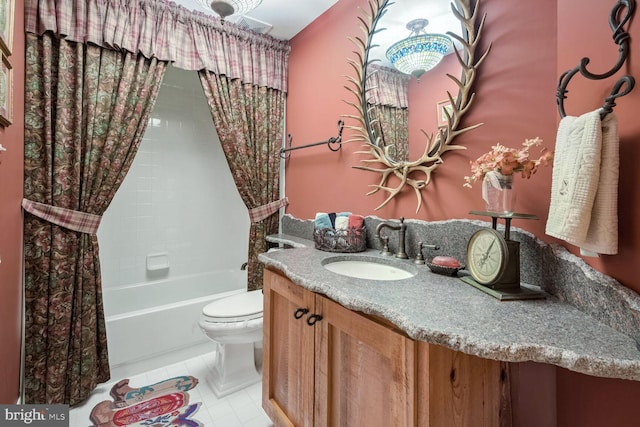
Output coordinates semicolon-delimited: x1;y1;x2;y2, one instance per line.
375;217;408;259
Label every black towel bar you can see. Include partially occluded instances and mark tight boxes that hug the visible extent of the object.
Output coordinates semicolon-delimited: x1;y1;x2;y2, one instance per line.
280;120;344;159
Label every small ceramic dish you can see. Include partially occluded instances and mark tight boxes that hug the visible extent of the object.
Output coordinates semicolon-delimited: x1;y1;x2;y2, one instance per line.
426;262;464;276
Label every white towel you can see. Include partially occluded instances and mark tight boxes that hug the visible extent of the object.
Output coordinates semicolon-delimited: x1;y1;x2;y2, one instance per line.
545;110;618;255
334;216;349;230
581;113;619;254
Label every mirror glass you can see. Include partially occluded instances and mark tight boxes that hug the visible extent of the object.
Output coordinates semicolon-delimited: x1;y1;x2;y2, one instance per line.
346;0;489;212
365;0;464;162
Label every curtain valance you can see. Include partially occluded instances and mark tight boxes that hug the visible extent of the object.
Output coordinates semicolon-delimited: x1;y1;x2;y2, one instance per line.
367;64;409;108
24;0;290;91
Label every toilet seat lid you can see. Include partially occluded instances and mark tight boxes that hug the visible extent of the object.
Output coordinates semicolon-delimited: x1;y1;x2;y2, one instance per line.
202;289;263;321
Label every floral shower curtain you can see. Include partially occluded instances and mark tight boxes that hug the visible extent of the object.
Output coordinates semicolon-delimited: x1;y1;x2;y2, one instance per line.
369;104;409;161
367;65;410;160
199;71;287;291
24;0;289;403
22;32;166;404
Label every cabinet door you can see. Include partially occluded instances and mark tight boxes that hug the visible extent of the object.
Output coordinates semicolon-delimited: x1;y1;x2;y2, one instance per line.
314;295;417;427
417;342;512;427
262;269;317;427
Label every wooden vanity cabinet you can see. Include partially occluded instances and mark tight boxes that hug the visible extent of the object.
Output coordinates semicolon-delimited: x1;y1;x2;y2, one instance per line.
262;268;511;427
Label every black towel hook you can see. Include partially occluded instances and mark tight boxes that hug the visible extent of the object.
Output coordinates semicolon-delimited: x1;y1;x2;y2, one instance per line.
601;75;635;117
556;0;636;119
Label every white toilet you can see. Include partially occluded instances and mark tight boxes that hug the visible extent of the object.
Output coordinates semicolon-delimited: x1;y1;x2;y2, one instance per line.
198;289;264;397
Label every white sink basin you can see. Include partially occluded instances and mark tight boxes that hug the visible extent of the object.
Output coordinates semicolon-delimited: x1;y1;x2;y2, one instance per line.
322;257;416;281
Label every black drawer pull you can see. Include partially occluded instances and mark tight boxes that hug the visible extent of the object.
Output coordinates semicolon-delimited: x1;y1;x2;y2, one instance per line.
306;313;323;326
293;308;309;319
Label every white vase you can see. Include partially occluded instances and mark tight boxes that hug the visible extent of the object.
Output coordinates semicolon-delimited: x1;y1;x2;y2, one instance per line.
482;171;516;214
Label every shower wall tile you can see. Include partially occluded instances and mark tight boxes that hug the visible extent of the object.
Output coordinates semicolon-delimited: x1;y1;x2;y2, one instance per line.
98;66;250;290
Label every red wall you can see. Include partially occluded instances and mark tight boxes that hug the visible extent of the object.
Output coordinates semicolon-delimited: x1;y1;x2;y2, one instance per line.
287;0;640;425
407;52;459;150
0;0;24;404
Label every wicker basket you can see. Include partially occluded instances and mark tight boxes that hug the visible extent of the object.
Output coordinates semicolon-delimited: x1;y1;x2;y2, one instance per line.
313;227;366;253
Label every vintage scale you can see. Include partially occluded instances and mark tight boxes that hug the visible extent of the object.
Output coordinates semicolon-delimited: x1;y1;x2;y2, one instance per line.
461;211;545;301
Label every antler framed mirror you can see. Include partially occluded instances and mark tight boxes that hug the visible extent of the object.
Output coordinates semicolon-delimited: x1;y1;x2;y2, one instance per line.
344;0;491;212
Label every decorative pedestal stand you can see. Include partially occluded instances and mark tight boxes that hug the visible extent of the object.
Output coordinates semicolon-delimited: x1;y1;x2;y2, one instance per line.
460;211;546;301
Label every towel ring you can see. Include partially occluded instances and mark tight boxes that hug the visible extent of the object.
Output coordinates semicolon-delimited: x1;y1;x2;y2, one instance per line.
556;0;636;120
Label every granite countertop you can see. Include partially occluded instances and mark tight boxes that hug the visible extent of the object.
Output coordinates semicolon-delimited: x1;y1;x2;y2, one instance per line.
259;239;640;381
266;233;310;248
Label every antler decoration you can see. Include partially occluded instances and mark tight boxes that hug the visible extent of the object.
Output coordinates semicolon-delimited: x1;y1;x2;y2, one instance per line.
343;0;491;212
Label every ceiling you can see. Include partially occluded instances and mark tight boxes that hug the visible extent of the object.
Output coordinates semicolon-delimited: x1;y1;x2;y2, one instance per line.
171;0;339;40
172;0;463;68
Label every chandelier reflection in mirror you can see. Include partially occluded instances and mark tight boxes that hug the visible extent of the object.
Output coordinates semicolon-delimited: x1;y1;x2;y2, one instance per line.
385;19;453;79
197;0;263;18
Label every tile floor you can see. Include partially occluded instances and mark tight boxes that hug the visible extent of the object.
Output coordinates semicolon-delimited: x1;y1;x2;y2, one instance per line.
69;353;273;427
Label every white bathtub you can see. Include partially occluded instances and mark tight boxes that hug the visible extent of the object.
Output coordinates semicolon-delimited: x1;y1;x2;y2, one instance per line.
103;270;246;378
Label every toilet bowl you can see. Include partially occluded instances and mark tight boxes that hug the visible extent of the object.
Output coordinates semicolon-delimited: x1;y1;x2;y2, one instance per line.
198;289;263;397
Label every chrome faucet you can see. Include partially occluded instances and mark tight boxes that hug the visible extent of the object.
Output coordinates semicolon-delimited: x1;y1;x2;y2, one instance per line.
375;217;408;259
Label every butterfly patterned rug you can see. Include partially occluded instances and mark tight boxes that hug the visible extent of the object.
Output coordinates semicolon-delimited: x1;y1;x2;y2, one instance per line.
89;375;202;427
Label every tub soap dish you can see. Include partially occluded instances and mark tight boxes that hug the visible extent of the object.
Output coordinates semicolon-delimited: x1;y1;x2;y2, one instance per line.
146;252;170;271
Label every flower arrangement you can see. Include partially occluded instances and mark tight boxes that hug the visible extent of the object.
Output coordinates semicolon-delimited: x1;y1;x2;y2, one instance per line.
463;137;554;187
